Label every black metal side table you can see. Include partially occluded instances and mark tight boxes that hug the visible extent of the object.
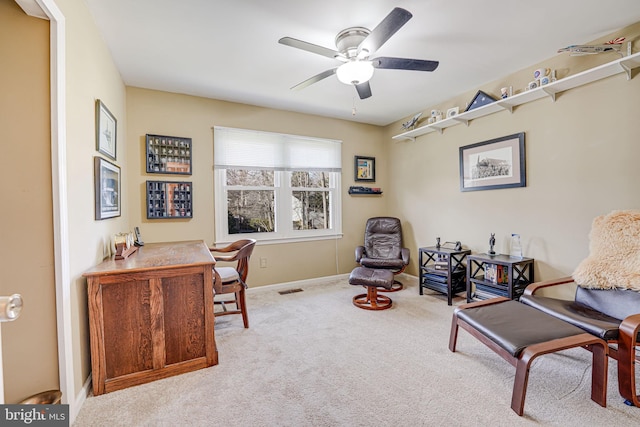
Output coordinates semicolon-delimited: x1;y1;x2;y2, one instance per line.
419;246;471;305
466;253;534;302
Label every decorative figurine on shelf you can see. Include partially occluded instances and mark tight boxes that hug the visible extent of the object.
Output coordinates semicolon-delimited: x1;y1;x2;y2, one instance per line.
455;241;462;251
489;233;496;255
436;237;441;248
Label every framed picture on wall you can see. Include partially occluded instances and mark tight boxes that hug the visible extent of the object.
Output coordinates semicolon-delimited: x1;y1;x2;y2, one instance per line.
354;155;375;182
459;132;526;192
94;157;121;220
95;99;117;160
145;134;192;175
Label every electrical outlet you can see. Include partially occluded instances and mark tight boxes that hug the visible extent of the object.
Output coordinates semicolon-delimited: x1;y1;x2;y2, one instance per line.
260;258;267;268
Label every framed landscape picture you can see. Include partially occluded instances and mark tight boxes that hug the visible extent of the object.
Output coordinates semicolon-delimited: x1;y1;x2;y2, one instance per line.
459;132;525;192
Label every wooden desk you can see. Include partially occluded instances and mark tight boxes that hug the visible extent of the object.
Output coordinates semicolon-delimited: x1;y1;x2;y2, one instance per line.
83;240;218;395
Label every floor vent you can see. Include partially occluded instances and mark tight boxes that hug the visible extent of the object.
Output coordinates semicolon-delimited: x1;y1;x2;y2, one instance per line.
278;288;304;295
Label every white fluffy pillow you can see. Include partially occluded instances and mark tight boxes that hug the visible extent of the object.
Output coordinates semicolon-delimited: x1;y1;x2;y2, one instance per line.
572;210;640;291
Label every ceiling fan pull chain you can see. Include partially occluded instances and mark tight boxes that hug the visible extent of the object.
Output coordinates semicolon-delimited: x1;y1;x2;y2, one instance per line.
352;95;357;116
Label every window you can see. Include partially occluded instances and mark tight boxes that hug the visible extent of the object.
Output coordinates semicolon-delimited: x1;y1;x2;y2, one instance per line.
214;127;342;243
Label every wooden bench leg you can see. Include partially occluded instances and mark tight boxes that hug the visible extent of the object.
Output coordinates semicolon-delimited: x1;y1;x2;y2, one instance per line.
588;342;608;407
449;298;509;353
511;334;608;415
448;311;460;352
617;318;640;406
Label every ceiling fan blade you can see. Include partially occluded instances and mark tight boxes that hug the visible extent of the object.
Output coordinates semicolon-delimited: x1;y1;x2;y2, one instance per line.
357;7;412;56
279;37;345;60
373;57;439;72
291;68;337;91
355;81;372;99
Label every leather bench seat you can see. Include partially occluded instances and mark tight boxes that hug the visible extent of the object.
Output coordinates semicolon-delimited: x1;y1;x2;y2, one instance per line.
456;299;588;357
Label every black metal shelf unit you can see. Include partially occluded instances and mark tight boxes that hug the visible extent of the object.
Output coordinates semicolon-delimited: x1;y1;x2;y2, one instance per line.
419;246;471;305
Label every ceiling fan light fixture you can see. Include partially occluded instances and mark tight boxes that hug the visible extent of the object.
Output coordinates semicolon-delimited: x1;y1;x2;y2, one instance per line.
336;60;374;85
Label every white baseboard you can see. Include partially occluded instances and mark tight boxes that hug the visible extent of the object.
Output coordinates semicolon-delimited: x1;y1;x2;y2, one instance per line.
247;272;417;295
247;273;350;294
71;375;92;424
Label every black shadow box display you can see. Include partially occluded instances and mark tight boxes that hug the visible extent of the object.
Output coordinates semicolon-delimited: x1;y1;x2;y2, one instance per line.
146;134;192;175
146;180;192;219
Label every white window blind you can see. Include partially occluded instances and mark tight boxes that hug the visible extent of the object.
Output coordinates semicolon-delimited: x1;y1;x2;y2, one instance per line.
214;127;342;171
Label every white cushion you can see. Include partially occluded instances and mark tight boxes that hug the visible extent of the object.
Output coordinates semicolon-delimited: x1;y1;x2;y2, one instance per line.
216;266;240;283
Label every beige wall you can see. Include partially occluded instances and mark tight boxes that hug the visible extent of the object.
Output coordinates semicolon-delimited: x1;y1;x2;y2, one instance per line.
383;23;640;282
0;0;58;403
5;0;640;413
57;0;129;400
126;88;387;286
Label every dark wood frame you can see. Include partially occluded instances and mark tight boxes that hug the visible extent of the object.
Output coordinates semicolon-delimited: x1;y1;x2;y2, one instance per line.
459;132;525;192
95;99;117;160
354;155;375;182
94;157;121;220
146;134;192;175
146;180;193;219
464;90;497;112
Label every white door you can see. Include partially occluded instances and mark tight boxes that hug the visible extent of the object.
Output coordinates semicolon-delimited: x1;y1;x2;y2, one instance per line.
0;294;23;404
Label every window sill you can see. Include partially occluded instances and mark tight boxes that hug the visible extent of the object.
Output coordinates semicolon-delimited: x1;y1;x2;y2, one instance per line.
214;233;343;246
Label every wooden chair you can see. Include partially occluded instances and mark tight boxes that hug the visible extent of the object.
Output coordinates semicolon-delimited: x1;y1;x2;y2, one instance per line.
209;239;256;328
520;278;640;407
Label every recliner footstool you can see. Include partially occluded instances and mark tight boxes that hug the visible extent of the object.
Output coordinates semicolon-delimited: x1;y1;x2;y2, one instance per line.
349;266;394;310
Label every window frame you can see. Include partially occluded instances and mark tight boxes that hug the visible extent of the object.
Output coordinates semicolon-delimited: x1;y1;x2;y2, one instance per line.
214;168;342;244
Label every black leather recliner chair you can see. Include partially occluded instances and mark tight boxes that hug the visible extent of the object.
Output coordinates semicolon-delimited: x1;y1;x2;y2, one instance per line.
355;217;410;291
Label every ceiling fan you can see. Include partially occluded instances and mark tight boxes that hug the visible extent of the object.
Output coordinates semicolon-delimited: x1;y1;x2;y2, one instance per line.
278;7;439;100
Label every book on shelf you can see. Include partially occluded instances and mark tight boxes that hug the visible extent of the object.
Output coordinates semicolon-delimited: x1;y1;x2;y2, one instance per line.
475;283;508;298
483;263;509;284
424;266;446;275
424;273;448;284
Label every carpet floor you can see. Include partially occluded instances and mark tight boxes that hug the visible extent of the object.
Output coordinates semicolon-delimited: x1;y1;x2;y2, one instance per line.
73;275;640;426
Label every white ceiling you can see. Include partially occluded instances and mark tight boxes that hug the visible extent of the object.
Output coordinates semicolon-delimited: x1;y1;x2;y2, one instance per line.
84;0;640;126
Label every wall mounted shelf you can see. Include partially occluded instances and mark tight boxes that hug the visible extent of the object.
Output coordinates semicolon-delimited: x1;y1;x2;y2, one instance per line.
392;51;640;141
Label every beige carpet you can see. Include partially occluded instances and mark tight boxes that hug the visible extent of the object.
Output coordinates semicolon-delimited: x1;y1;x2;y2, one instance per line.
73;275;640;426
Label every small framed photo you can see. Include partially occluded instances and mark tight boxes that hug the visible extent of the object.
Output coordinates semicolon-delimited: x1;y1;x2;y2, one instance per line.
459;132;526;192
94;157;121;220
446;107;459;118
464;90;497;112
95;100;117;160
354;155;375;182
